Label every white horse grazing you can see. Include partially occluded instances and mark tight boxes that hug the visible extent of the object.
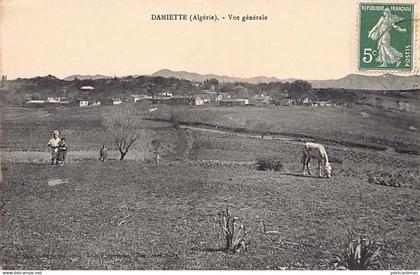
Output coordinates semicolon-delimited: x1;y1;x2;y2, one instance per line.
302;142;332;178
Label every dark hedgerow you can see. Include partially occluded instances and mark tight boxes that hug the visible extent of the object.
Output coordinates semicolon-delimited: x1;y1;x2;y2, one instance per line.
256;155;284;171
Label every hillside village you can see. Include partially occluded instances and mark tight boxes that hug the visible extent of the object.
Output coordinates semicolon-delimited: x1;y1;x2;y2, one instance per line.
1;73;419;112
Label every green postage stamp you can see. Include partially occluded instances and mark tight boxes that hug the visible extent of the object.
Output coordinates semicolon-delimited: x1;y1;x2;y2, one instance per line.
359;3;414;71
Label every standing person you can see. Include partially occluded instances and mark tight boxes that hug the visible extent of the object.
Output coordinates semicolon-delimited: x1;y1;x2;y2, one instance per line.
368;7;407;68
99;144;107;161
58;137;68;164
47;130;61;165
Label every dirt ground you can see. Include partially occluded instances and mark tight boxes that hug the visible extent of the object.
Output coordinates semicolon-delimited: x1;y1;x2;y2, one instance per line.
0;105;419;269
1;160;419;269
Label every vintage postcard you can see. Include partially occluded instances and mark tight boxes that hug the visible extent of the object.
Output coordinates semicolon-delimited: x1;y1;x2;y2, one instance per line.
0;0;419;272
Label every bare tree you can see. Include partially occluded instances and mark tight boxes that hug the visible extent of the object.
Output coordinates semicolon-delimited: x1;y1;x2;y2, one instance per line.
103;105;145;161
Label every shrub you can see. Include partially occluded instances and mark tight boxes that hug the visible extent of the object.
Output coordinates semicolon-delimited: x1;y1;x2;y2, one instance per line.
256;155;283;171
217;207;248;253
367;172;400;188
334;229;382;270
366;171;418;188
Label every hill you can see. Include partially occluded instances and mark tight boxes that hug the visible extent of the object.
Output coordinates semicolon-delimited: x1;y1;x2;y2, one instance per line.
311;74;420;90
152;69;419;90
64;74;110;81
152;69;290;84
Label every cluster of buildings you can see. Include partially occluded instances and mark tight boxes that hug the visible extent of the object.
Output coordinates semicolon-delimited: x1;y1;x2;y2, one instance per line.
23;84;336;108
129;91;253;107
26;97;71;105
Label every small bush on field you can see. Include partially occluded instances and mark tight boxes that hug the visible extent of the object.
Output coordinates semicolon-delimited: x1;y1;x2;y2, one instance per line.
367;171;417;188
217;207;248;253
256;155;283;171
333;229;382;270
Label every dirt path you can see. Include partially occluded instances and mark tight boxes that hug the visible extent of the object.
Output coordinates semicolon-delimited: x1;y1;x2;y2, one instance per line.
0;150;153;163
180;125;309;143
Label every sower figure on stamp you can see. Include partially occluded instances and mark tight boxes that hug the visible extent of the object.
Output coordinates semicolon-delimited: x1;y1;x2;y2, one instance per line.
47;130;61;165
368;7;407;68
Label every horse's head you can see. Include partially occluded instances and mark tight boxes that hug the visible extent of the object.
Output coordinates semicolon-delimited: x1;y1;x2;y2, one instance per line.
324;163;332;178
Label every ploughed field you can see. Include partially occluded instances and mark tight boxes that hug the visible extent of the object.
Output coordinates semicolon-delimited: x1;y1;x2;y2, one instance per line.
0;105;419;269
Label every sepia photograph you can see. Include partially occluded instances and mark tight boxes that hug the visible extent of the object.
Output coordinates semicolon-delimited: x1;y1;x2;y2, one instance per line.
0;0;419;271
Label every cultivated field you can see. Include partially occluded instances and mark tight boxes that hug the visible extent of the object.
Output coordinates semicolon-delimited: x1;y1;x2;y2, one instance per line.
1;104;419;269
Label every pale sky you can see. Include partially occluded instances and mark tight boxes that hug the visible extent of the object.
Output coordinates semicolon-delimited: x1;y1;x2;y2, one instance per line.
1;0;418;80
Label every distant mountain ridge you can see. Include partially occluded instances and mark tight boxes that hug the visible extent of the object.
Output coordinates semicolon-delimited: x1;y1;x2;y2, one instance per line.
152;69;294;84
64;74;110;81
62;70;420;90
152;69;419;90
311;73;420;90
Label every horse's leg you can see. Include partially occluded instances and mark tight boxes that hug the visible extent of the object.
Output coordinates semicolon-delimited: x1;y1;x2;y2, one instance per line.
306;158;312;175
318;160;322;177
302;155;307;174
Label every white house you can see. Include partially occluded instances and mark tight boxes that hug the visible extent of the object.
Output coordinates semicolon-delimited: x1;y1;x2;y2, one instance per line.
131;94;152;102
111;99;122;105
302;97;313;105
194;96;204;106
80;86;94;91
313;101;335;107
238;98;250;105
219;98;250;106
216;93;231;102
79;100;89;107
159;92;173;98
26;100;46;104
253;94;273;106
47;97;61;103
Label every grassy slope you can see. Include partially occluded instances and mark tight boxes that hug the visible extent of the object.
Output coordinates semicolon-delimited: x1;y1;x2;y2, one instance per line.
154;105;420;154
2;105;420;154
1;161;419;269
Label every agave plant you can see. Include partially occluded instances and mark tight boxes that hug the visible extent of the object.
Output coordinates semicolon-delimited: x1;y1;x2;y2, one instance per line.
334;229;382;270
217;207;248;253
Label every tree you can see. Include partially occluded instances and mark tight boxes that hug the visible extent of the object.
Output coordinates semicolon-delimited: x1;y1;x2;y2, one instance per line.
142;82;156;98
247;120;273;139
206;78;219;85
204;78;219;91
103;105;145;161
289;80;313;104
